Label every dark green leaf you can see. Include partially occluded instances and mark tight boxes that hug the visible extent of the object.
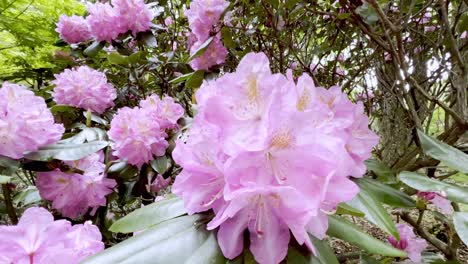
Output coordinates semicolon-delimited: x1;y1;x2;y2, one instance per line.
186;70;205;89
24;141;109;161
399;171;468;203
365;159;396;183
336;203;365;217
348;188;399;239
13;186;41;206
169;72;195;84
84;41;105;57
140;31;157;47
356;178;415;207
327;215;406;257
286;247;308;264
453;212;468;246
150;156;171;175
110;196;187;233
107;161;138;180
309;235;339;264
108;52;130;65
184;232;225;264
221;27;236;48
417;130;468;173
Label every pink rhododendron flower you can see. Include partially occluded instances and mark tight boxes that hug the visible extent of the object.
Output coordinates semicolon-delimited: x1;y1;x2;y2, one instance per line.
418;191;453;214
173;52;378;263
52;66;117;114
86;2;123;42
0;207;104;264
108;106;169;168
140;94;184;130
147;174;171;193
0;82;64;159
37;152;116;219
424;26;436;32
460;31;467;39
56;15;92;44
165;16;173;26
113;0;154;35
388;224;428;263
189;35;228;70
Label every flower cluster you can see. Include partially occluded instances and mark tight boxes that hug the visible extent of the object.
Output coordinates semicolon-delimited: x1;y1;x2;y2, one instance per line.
58;0;154;43
108;95;184;168
172;52;379;263
36;152;116;219
388;224;427;263
0;207;104;264
185;0;229;70
52;66;117;114
56;15;92;44
0;82;64;159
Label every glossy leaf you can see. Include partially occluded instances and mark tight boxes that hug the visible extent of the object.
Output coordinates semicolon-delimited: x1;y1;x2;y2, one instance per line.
453;212;468;246
186;36;214;63
83;214;221;264
348;188;399;239
150;155;171;175
327;215;406;257
365;159;396;183
184;232;225;264
185;70;205;89
13;186;41;206
356;178;415;207
336;202;365;217
24;141;109;161
309;235;339;264
399;171;468;204
169;72;195;84
110;196;187;233
417;130;468;173
84;41;105;57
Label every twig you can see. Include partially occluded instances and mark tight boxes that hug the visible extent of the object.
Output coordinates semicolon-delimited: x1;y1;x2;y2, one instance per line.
2;184;18;224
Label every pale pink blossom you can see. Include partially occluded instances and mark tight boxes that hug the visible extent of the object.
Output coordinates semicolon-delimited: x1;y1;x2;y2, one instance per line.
424;26;436;32
190;34;228;70
147;174;171;193
86;2;122;42
418;191;453;214
165;16;173;26
0;82;64;159
108;107;168;168
0;207;103;263
56;15;92;44
113;0;154;35
140;94;184;130
52;66;117;114
185;0;230;40
388;224;427;263
460;31;467;39
173;52;378;263
37;152;116;218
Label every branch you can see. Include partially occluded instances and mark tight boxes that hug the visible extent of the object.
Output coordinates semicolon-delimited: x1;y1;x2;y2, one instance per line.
2;184;18;224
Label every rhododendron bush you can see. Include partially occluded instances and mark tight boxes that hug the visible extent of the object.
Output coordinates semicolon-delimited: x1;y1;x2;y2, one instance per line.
1;0;467;264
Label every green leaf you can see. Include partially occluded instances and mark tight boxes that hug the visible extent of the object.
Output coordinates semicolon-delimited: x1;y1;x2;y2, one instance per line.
169;72;195;84
110;196;187;233
309;235;339;264
221;27;236;48
417;130;468;173
0;156;19;170
453;212;468;246
286;247;308;264
24;141;109;161
184;232;225;264
0;175;12;184
348;188;399;239
84;41;105;57
185;70;205;89
139;31;157;48
13;186;41;206
336;202;365;217
356;178;415;207
186;36;214;63
83;214;222;264
327;215;406;257
365;159;396;183
399;171;468;204
150;155;171;175
108;52;130;65
107;161;138;180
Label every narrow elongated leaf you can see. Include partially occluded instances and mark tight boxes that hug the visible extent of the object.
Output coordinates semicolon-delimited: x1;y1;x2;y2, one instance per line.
348;189;399;239
185;70;205;89
399;171;468;204
365;159;396;183
327;215;406;257
84;41;105;57
417;130;468;173
453;212;468;246
309;235;339;264
186;36;214;62
336;203;365;217
169;72;194;84
13;186;41;206
24;141;109;161
356;178;415;207
110;196;187;233
83;215;217;264
286;247;308;264
150;155;171;175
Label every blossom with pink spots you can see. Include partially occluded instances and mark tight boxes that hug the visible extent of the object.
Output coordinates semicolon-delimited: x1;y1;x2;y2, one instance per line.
388;224;427;263
0;82;64;159
36;152;116;219
52;66;117;114
56;15;92;44
0;207;104;264
173;52;378;263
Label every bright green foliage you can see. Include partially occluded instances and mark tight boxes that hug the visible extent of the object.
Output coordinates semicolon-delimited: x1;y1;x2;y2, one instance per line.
0;0;85;81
